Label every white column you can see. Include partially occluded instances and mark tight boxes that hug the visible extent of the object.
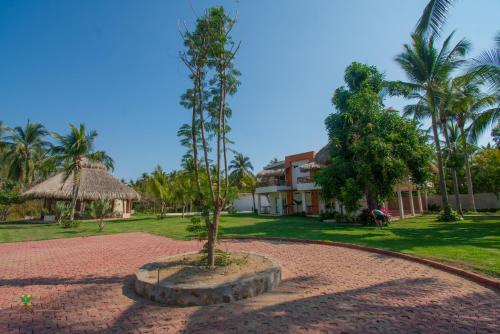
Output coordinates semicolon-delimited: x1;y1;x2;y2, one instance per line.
277;192;283;215
397;186;405;220
301;191;307;213
334;200;340;212
257;194;262;214
417;189;423;214
409;185;415;216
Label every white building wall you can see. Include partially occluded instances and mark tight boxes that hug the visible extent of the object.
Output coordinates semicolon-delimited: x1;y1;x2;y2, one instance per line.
291;159;310;188
233;193;269;212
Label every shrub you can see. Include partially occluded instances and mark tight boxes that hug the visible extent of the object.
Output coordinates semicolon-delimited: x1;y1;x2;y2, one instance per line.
357;208;391;226
319;211;338;221
54;202;70;224
380;207;392;219
436;208;463;222
357;209;375;225
61;220;79;228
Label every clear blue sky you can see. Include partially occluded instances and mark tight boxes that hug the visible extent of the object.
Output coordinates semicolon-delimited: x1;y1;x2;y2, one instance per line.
1;0;499;180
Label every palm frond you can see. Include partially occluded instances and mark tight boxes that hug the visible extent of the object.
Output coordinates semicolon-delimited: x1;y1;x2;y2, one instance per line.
415;0;455;36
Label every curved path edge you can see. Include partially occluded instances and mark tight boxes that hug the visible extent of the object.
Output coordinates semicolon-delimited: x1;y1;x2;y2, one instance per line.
220;236;500;290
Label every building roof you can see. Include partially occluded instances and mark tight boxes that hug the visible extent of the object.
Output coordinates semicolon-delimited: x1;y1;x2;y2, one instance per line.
22;159;140;201
314;145;331;165
299;161;323;172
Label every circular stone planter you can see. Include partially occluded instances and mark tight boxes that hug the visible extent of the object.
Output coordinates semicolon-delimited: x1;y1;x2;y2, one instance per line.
135;251;281;306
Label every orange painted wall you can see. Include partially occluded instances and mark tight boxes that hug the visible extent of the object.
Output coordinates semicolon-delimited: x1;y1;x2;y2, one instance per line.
282;151;317;214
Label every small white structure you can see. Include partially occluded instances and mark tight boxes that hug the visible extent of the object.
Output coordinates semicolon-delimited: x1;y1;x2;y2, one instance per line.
233;193;269;212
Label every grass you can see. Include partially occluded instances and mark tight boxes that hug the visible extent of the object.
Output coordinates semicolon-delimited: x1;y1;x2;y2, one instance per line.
1;213;499;278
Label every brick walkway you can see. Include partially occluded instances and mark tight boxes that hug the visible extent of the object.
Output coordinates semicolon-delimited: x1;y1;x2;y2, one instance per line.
0;233;498;334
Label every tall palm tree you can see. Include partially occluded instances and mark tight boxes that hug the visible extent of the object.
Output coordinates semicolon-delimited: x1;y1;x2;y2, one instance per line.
52;123;111;222
395;32;470;211
448;75;498;210
229;152;253;188
4;121;50;187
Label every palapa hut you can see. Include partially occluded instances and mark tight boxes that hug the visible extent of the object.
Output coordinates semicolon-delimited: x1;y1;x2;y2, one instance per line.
23;158;140;219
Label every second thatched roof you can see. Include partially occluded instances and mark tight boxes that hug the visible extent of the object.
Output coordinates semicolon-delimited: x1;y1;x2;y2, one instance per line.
23;159;140;201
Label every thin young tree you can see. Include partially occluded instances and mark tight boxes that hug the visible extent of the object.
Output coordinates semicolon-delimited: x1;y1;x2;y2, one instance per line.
180;7;240;268
88;199;112;232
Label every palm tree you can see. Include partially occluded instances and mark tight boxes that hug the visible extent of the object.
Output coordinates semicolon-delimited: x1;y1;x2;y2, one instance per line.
4;121;50;187
0;121;8;152
395;32;470;211
52;123;111;222
468;32;500;97
229;152;253;188
146;165;171;217
416;0;454;36
241;172;257;212
448;75;498;210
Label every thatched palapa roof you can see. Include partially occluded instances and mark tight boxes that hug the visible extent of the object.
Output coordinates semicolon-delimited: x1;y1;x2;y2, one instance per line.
23;159;140;201
256;168;285;179
314;145;331;165
300;161;322;172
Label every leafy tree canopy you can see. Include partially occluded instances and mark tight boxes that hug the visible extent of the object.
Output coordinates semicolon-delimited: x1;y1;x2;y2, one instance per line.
316;62;432;212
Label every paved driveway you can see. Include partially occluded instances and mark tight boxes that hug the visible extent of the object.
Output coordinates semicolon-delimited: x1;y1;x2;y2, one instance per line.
0;233;498;333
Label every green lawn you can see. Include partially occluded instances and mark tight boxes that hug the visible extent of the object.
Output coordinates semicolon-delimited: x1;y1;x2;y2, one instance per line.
1;214;499;278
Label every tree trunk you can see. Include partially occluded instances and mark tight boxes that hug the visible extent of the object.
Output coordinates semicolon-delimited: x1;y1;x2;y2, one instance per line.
441;122;463;215
365;189;377;211
460;126;476;211
207;208;221;269
69;184;79;222
430;113;450;210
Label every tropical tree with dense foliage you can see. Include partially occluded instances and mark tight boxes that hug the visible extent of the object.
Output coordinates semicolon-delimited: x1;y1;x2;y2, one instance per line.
315;62;432;212
52;123;113;222
470;146;500;197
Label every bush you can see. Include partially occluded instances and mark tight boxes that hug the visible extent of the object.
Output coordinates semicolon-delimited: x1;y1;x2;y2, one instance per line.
61;220;79;228
357;209;375;225
319;211;338;221
427;203;441;212
357;208;391;226
436;208;463;222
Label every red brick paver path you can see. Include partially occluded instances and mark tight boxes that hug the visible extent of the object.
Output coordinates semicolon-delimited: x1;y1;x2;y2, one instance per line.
0;233;498;334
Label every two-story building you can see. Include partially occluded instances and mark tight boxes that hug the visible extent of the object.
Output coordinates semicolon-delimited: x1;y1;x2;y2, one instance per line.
255;146;430;219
